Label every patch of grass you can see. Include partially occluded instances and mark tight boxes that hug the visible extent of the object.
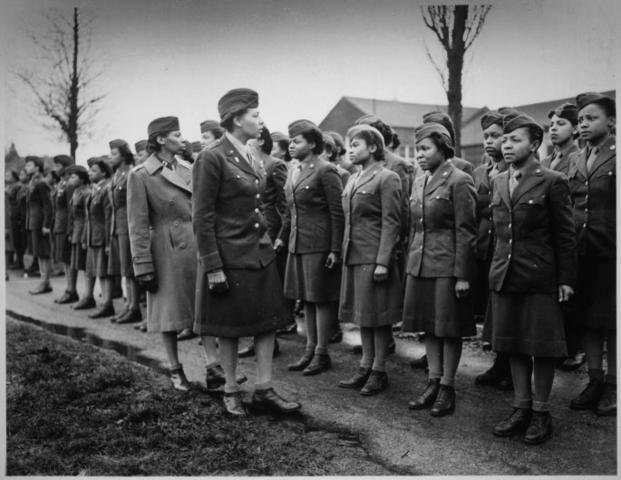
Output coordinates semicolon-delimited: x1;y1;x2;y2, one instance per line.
6;320;385;475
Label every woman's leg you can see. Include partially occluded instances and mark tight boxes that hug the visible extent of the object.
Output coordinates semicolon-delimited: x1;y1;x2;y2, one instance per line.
584;328;605;380
218;337;240;393
532;356;555;412
84;274;96;298
66;264;77;293
162;331;180;369
200;335;219;368
304;303;318;355
102;276;113;306
441;337;463;387
425;334;443;382
314;302;334;355
254;331;276;388
39;257;52;285
360;327;375;370
510;353;533;409
371;325;392;372
128;278;140;310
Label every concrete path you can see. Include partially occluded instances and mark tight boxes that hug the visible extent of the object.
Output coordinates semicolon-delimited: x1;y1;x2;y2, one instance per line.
5;273;617;475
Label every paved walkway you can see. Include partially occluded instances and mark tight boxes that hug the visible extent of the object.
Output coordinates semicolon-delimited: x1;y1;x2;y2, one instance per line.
5;273;617;475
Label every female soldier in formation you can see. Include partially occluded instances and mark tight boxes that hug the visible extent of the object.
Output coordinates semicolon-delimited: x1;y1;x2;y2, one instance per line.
199;119;225;149
489;112;576;445
5;169;24;269
403;123;477;417
134;140;149;165
568;92;616;416
68;166;92;309
193;89;299;415
51;155;79;304
326;130;357;176
24;156;54;295
276;119;344;376
338;124;402;395
107;139;142;324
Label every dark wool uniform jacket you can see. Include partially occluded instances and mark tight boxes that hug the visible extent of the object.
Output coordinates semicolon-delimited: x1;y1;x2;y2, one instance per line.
26;173;53;232
68;185;90;245
540;144;578;175
567;136;616;258
109;163;131;236
52;177;75;235
279;156;344;254
254;150;288;243
384;150;413;240
449;156;474;177
193;136;275;272
407;161;477;281
341;164;402;266
84;180;112;248
488;160;577;293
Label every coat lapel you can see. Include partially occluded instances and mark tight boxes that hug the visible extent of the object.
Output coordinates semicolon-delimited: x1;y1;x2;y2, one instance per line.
292;156;318;190
145;154;191;194
424;162;452;197
512;162;545;204
223;137;260;180
352;163;381;194
588;137;616;178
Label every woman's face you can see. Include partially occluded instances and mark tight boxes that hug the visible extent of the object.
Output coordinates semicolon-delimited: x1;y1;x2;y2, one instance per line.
549;114;576;146
271;141;285;159
109;147;123;167
19;170;28;182
415;137;444;171
5;171;15;184
482;124;504;158
135;149;148;165
288;134;313;160
349;136;375;165
24;161;37;176
501;127;536;164
578;103;613;143
200;130;217;148
159;130;184;154
68;173;81;187
89;164;104;183
237;108;263;139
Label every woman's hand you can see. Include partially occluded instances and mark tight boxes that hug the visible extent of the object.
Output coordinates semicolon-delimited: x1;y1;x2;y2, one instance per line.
558;284;574;303
273;238;285;252
42;227;50;236
455;278;470;298
208;269;229;294
373;264;389;282
325;252;340;270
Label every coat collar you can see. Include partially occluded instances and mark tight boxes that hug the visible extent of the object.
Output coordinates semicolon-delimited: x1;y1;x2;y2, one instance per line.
222;136;261;180
144;153;192;193
510;157;545;204
587;135;616;178
292;155;319;189
424;161;454;196
351;162;382;194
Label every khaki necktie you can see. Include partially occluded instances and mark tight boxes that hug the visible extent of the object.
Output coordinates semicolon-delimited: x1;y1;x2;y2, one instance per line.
489;163;500;180
549;152;562;171
586;147;599;173
509;169;521;197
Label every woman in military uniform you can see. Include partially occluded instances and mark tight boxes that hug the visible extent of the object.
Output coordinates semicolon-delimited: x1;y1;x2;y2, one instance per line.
134;139;148;165
275;119;344;377
193;89;299;416
338;124;402;396
199;119;225;149
489;112;576;445
567;92;616;416
403;123;477;417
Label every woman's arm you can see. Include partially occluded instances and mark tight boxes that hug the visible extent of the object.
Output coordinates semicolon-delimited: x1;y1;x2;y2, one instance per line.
127;169;154;277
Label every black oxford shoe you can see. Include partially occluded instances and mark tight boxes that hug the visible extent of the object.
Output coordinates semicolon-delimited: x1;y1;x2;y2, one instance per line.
303;353;331;376
205;365;248;391
360;370;388;396
595;383;617;417
223;391;247;417
570;378;605;410
524;411;552;445
169;366;191;392
493;408;532;437
29;282;52;295
252;387;300;413
339;367;372;389
73;296;96;310
409;378;440;410
88;303;115;319
55;290;79;304
288;351;314;371
430;385;455;417
116;308;143;324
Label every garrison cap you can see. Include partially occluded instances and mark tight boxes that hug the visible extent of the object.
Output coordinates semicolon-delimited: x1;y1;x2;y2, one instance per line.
217;88;259;123
326;131;345;152
548;103;579;124
355;113;384;126
347;124;386;151
134;139;148;152
53;154;73;167
200;119;223;133
24;155;44;172
147;116;180;139
502;112;544;142
270;131;289;143
498;107;519;117
66;165;90;183
480;111;503;130
322;132;336;151
414;122;453;146
109;138;128;150
422;111;455;142
576;92;616;116
191;141;203;153
288;119;319;138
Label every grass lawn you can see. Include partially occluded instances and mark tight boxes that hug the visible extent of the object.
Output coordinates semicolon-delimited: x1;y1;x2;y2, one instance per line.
6;319;389;476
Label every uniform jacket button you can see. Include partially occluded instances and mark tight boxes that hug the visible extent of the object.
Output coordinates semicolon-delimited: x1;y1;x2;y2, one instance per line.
254;223;259;228
179;242;186;249
174;220;179;226
254;208;259;213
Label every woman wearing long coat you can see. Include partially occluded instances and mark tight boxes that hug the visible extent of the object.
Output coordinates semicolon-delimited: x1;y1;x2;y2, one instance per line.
338;124;402;396
402;123;477;417
193;89;299;416
489;112;576;445
567;92;616;416
275;119;344;377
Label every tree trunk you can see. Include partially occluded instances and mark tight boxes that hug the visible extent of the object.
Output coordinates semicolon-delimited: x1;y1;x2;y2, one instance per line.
446;5;468;157
69;7;79;160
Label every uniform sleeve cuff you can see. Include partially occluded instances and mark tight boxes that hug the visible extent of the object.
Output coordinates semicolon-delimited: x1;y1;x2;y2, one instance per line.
200;252;223;272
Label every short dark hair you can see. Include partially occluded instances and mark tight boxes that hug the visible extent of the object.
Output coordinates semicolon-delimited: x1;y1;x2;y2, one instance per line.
427;132;455;159
524;125;544;148
259;126;273;155
221;108;249;132
116;143;135;165
301;128;324;155
366;119;393;145
391;133;401;150
147;136;161;154
350;129;385;162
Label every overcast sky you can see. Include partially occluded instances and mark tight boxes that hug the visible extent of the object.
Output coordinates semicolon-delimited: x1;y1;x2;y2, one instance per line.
2;0;618;164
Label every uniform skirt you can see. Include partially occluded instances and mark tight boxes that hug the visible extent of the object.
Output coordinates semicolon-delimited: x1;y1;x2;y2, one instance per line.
53;233;71;264
284;252;341;303
70;243;87;271
489;291;567;358
194;261;288;338
116;234;134;278
28;229;51;259
107;236;121;276
402;276;475;338
86;246;108;277
339;263;402;327
573;256;615;330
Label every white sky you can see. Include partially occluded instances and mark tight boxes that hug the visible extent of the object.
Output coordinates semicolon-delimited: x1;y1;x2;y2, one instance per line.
2;0;619;164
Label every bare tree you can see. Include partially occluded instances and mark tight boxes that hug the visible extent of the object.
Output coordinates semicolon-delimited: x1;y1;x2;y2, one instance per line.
422;5;491;155
15;7;105;160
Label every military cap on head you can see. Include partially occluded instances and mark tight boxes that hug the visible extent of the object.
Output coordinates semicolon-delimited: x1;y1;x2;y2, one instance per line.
502;112;544;141
347;124;386;150
326;131;345;150
322;132;336;151
576;92;616;116
480;111;503;130
87;156;113;177
109;138;128;150
25;155;44;172
217;88;259;122
53;154;73;166
414;122;453;145
288;119;319;138
270;131;289;143
66;164;90;183
147;116;180;139
498;106;519;116
191;141;203;153
422;111;455;142
200;119;223;133
134;139;148;152
548;103;579;125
